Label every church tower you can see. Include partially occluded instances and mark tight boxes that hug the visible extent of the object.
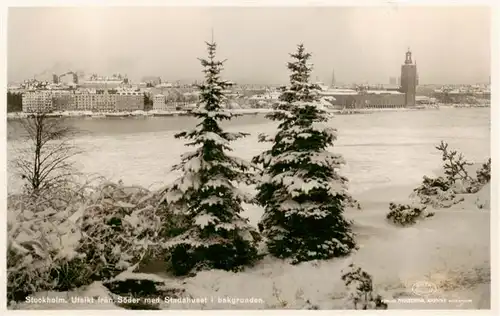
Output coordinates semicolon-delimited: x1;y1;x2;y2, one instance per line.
400;48;418;107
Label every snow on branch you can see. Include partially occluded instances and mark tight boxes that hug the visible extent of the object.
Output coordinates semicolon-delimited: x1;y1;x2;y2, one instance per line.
160;40;260;276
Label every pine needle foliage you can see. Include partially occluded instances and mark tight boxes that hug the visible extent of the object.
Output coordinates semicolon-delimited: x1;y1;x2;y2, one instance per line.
253;44;356;263
161;41;260;276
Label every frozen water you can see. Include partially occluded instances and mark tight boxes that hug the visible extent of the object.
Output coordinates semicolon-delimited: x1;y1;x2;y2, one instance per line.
7;108;490;195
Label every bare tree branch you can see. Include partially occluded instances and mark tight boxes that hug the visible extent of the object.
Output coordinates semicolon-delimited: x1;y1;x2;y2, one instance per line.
13;111;82;195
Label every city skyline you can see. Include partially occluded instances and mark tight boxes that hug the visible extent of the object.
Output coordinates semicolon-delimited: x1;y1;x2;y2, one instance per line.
8;6;491;85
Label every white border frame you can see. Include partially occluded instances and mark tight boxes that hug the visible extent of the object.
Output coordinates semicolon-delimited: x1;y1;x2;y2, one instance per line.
1;1;497;316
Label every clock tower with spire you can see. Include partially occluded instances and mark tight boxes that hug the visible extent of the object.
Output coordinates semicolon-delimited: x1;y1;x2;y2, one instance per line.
400;48;418;107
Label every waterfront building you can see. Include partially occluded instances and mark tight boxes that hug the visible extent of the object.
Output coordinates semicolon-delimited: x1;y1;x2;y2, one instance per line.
320;89;358;109
94;90;117;112
322;89;406;109
72;90;117;112
416;96;437;105
358;90;406;108
153;94;169;111
51;90;75;111
56;90;142;112
116;91;144;111
22;91;54;113
73;91;97;111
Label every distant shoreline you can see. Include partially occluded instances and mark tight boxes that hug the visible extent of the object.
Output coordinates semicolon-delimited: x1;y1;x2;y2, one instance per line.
5;105;487;120
6;108;275;120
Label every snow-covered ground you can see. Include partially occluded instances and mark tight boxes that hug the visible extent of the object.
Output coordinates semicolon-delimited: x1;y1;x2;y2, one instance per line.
7;109;491;310
153;183;489;310
9;183;490;310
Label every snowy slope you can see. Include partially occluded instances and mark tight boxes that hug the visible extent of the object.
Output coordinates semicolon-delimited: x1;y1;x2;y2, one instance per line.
10;182;489;310
167;185;490;310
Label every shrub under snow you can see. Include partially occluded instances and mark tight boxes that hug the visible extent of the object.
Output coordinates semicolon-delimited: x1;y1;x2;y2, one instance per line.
412;176;464;208
412;142;490;208
341;264;388;310
7;188;86;302
476;158;491;185
7;180;165;303
76;181;164;280
386;202;434;227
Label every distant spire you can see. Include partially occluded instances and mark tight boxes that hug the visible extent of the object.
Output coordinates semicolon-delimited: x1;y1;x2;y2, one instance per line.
405;48;413;65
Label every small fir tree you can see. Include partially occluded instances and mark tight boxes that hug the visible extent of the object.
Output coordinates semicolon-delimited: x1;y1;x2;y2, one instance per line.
161;41;260;276
253;44;356;263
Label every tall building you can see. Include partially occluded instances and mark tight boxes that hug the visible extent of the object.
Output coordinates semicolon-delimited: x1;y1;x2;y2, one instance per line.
53;92;75;111
153;94;168;111
73;91;97;111
94;90;117;112
22;91;54;113
400;49;418;107
116;91;144;111
72;90;117;112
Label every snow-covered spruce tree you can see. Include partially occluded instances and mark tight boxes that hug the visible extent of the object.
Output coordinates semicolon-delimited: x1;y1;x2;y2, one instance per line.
253;44;356;263
161;41;260;276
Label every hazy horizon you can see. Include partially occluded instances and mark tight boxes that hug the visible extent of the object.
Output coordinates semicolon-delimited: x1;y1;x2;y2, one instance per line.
8;6;491;85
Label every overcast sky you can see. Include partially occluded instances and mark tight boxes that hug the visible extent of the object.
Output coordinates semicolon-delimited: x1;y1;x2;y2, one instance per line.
8;6;490;85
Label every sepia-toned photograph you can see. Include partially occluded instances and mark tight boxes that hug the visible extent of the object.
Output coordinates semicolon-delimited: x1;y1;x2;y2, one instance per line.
4;2;494;312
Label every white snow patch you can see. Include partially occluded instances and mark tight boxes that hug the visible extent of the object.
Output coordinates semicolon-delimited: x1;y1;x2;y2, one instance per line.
114;201;136;208
158;185;490;310
194;213;218;229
